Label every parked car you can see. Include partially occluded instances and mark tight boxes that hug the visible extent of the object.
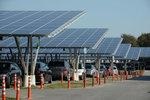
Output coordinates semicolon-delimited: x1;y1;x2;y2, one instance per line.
85;63;98;77
126;66;136;75
112;66;118;75
76;63;86;80
0;61;22;88
48;60;73;80
108;66;118;75
28;62;52;84
99;65;107;77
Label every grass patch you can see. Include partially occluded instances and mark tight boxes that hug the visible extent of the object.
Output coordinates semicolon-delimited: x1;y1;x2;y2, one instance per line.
7;76;124;90
6;97;16;100
45;78;100;89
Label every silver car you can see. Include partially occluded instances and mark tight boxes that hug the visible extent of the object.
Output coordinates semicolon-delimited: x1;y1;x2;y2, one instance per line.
99;65;107;77
85;63;98;77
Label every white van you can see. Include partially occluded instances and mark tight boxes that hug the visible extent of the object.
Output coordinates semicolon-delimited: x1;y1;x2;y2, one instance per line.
77;63;86;80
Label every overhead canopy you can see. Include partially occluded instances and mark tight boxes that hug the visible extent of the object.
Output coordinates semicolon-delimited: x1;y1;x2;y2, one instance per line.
88;37;123;55
0;28;108;49
126;47;141;60
140;47;150;58
0;11;84;37
39;28;107;48
114;44;131;59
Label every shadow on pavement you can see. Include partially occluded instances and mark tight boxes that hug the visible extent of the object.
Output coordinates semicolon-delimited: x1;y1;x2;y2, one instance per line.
129;76;150;81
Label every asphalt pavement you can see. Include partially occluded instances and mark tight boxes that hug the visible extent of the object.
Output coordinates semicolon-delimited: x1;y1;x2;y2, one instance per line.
3;71;150;100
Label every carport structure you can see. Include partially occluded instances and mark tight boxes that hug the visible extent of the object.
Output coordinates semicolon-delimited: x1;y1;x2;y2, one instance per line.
139;47;150;70
0;10;85;86
139;47;150;58
31;37;123;75
115;47;141;70
0;28;108;81
112;44;131;69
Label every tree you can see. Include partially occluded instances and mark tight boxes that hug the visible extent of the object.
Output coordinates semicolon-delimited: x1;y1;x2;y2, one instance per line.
137;33;150;47
121;34;138;47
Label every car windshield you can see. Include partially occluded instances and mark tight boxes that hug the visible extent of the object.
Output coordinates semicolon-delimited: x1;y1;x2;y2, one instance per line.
78;63;83;69
100;66;105;69
0;63;10;74
85;63;92;69
40;62;49;70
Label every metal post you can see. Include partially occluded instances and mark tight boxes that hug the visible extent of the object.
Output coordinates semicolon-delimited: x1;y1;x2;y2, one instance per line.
111;56;114;81
68;73;70;89
83;72;86;88
14;36;26;87
92;73;95;87
29;36;33;75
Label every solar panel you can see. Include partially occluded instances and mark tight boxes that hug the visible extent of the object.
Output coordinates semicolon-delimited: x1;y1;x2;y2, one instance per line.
38;48;63;54
88;38;122;55
38;28;107;48
0;37;28;48
0;11;84;37
114;44;131;58
140;47;150;58
126;47;141;60
0;28;108;48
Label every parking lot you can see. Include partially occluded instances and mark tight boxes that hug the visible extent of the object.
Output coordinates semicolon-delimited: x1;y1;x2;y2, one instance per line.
1;71;149;100
0;8;150;100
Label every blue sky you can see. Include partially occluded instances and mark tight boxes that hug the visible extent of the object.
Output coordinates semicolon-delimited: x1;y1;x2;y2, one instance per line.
0;0;150;37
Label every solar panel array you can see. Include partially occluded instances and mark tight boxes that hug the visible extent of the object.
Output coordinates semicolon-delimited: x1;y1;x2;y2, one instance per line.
40;28;107;48
88;38;122;55
0;28;108;48
1;11;149;61
140;47;150;58
0;11;84;37
114;44;131;58
0;37;28;48
39;48;64;54
126;47;141;60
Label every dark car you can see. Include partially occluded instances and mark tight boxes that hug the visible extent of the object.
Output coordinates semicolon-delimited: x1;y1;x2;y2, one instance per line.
29;62;52;84
0;61;22;88
48;60;73;80
126;66;136;75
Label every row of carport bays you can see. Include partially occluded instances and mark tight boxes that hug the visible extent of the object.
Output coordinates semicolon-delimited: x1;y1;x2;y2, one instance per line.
0;11;150;86
0;29;150;82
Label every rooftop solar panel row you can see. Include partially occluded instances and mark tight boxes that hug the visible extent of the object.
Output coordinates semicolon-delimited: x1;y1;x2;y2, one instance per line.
140;47;150;58
39;28;107;48
0;11;84;37
114;44;131;58
88;38;122;55
126;47;141;60
0;28;108;49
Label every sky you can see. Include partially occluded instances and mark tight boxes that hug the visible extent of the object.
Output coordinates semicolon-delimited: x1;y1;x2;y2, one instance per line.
0;0;150;37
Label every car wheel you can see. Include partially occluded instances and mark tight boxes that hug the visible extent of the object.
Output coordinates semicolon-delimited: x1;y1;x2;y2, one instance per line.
79;76;83;80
